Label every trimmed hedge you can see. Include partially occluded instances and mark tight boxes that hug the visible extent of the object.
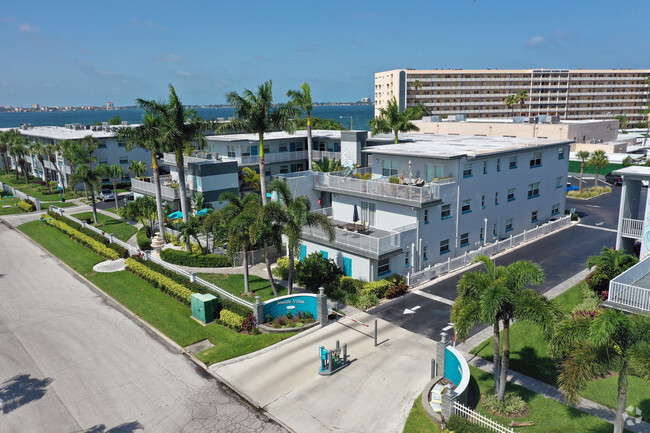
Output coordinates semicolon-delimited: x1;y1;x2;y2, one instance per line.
360;280;391;298
43;215;120;260
125;258;193;305
17;200;35;212
160;248;231;267
220;309;244;331
137;226;151;250
272;256;290;280
445;415;492;433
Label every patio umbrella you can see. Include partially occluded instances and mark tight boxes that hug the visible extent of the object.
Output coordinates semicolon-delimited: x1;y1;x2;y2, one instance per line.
196;208;210;216
168;211;183;219
353;204;359;223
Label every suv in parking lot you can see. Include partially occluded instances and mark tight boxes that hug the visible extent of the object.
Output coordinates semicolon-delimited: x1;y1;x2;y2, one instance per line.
605;173;622;185
99;189;115;202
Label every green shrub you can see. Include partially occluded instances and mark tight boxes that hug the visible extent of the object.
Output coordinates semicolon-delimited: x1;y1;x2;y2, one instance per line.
17;200;35;212
445;415;492;433
44;216;120;260
220;309;244;331
354;293;379;310
339;276;364;294
125;258;193;305
273;256;290;280
137;226;151;250
47;211;128;258
328;288;347;303
567;186;612;199
160;248;231;267
344;292;359;307
385;282;408;299
481;392;528;417
295;252;343;292
360;280;391;298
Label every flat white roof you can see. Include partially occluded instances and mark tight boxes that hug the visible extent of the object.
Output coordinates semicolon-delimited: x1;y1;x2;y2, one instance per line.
418;118;615;125
206;129;342;142
13;125;122;140
364;133;571;159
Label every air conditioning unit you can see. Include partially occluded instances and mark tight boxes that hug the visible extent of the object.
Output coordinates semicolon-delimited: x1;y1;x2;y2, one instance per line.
121;121;129;126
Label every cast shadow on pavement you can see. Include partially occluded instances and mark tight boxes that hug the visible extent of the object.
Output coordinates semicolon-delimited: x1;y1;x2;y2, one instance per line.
0;374;53;414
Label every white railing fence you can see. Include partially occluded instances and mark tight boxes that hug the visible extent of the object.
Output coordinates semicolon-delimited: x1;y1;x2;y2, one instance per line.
48;206;254;311
1;181;41;210
453;402;514;433
621;218;644;238
408;216;571;287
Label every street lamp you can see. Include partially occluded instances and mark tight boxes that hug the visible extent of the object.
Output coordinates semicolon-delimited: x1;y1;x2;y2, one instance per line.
340;116;353;130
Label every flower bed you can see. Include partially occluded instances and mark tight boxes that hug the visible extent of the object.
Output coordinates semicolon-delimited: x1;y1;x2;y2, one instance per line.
43;215;119;260
125;258;193;305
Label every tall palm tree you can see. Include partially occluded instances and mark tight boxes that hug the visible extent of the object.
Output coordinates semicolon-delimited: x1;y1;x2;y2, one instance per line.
71;136;100;199
451;255;557;400
223;80;299;204
369;97;422;144
588;150;609;188
219;192;263;295
8;134;30;183
0;130;12;175
29;140;48;181
71;163;101;224
549;309;650;433
59;139;78;194
128;160;147;178
118;112;167;239
615;114;629;129
266;179;335;294
44;142;65;194
576;150;591;192
312;156;343;173
287;82;314;170
177;215;205;253
96;163;125;210
136;84;211;224
516;90;529;116
505;94;518;117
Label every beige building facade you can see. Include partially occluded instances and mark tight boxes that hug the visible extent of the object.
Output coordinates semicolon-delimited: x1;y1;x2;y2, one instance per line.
375;69;650;123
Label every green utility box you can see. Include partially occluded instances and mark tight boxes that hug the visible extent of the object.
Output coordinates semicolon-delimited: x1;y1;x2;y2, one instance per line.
191;293;219;324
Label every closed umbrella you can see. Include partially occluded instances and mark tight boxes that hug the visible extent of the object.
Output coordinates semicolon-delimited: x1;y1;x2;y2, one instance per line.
197;208;210;216
353;204;359;223
168;211;183;219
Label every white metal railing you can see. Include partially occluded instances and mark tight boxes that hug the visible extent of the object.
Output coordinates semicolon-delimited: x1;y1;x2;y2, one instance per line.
607;256;650;312
621;218;644;238
130;178;185;200
311;150;340;161
453;402;514;433
313;207;333;217
222;150;308;165
303;224;415;255
163;153;219;166
47;206;254;311
408;216;571;287
314;172;454;204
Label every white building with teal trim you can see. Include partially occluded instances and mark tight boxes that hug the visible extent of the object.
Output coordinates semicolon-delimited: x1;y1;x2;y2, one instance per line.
288;133;571;282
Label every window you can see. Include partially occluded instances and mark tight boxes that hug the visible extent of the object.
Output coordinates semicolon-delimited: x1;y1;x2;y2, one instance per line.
552;203;560;215
531;210;538;223
496;158;501;171
279;143;288;152
505;218;513;232
361;201;376;226
378;258;390;274
119;157;128;164
530;152;542;168
280;165;289;174
117;141;126;148
440;239;449;254
98;142;107;149
483;161;487;174
424;209;429;223
227;145;236;158
425;164;443;182
460;232;469;247
481;195;485;208
241;146;251;157
507;188;515;201
441;204;452;219
382;160;399;176
405;251;410;267
462;199;471;213
556;176;562;188
509;156;517;169
558;147;565;159
528;182;540;198
463;163;472;177
423;246;429;261
495;192;499;205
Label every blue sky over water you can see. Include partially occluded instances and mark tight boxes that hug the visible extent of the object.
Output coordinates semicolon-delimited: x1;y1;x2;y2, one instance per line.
2;0;648;107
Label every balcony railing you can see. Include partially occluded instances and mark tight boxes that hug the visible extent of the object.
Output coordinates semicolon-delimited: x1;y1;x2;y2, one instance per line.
312;150;341;161
222;150;308;165
163;153;220;166
131;178;186;200
607;257;650;312
303;224;415;256
622;218;644;238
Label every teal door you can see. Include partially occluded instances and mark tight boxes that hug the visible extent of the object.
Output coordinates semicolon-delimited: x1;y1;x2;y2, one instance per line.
343;257;352;276
320;250;328;259
251;145;258;156
299;245;307;261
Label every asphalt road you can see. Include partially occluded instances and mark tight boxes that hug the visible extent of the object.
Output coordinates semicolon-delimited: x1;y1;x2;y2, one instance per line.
369;184;623;342
0;221;283;433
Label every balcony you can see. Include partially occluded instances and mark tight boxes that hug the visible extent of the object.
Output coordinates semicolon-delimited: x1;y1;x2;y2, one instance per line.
312;150;341;161
313;171;452;207
622;218;644;238
131;176;187;201
605;257;650;314
222;150;308;165
163;153;219;166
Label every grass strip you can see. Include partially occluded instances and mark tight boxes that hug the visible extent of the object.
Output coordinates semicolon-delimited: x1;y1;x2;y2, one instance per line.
71;211;137;242
198;273;288;303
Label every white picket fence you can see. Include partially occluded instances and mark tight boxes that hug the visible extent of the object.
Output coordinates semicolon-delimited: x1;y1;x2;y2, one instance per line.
453;402;514;433
408;216;571;287
48;205;254;311
1;181;41;210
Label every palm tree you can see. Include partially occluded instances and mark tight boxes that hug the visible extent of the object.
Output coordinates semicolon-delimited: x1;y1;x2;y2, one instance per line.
369;97;421;144
451;255;557;400
287;82;314;170
71;163;101;224
549;309;650;433
219;192;263;295
516;90;529;116
118;111;167;240
576;150;590;191
177;215;205;253
505;94;518;117
96;163;125;210
59;139;78;194
240;167;260;192
223;80;299;204
29;140;48;181
588;150;608;188
8;134;30;183
44;142;65;194
413;80;422;91
136;84;211;224
0;130;10;175
586;246;638;295
266;179;335;294
312;156;343;173
615;114;629;129
70;136;100;199
128;160;147;178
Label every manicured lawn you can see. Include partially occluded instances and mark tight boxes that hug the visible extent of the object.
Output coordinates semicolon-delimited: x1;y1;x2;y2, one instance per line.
402;394;441;433
582;375;650;422
198;273;288;302
43;200;77;208
19;220;295;364
0;172;79;201
0;203;23;215
71;211;137;242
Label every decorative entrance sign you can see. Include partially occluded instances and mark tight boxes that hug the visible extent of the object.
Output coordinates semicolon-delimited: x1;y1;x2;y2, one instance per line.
263;294;318;319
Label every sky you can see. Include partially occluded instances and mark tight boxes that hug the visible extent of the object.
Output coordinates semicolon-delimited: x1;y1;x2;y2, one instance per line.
1;0;649;107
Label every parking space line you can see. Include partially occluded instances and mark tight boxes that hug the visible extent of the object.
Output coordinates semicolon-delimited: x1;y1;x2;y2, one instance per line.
412;290;455;306
576;224;617;233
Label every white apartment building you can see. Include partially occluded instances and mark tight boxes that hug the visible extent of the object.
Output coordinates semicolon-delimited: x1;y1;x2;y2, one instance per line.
288;133;571;282
8;123;152;187
375;68;650;123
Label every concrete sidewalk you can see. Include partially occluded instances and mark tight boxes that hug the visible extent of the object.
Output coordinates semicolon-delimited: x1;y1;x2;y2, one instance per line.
211;312;437;433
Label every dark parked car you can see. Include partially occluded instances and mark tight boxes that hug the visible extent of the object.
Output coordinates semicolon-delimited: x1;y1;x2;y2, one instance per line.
605;173;622;185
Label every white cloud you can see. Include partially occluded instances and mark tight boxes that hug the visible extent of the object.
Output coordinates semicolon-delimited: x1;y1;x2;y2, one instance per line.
176;70;193;78
526;36;545;47
525;30;579;49
19;23;38;32
155;53;184;63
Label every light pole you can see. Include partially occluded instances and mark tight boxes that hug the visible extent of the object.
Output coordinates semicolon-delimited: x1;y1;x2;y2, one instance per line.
340;116;353;130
